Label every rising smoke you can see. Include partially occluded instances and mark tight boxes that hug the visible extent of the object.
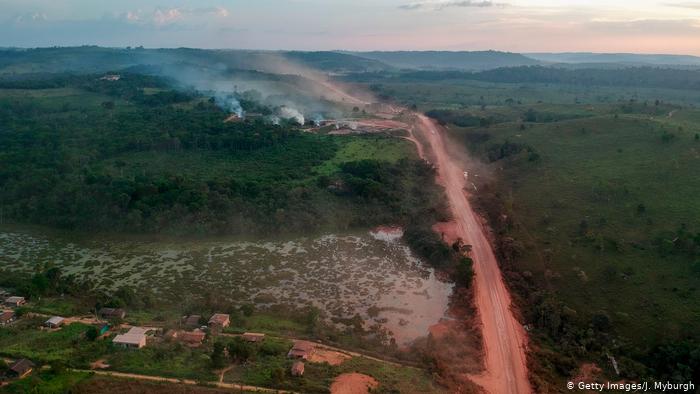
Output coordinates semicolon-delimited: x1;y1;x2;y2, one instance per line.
133;50;359;124
279;106;305;125
213;92;244;118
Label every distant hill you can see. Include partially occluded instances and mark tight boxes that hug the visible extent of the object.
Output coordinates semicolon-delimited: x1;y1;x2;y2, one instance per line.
348;50;541;71
283;51;393;73
0;47;394;75
527;52;700;67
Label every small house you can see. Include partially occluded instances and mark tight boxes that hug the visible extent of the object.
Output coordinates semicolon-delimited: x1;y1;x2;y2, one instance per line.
179;329;206;347
113;327;147;349
99;307;126;320
208;313;230;328
291;361;305;377
242;332;265;343
0;311;16;325
45;316;65;329
4;296;26;308
181;315;202;328
287;340;315;360
8;359;34;379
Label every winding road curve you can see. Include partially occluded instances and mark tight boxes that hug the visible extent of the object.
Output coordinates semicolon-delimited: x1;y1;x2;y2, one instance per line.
413;114;531;394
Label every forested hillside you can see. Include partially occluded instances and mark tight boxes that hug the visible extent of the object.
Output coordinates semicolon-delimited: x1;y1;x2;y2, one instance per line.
344;66;700;91
0;73;445;236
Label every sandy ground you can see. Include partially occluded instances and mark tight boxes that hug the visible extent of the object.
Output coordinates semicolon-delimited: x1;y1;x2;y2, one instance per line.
573;363;602;384
414;114;531;394
309;348;351;366
330;373;379;394
352;119;409;129
90;359;110;369
432;221;461;245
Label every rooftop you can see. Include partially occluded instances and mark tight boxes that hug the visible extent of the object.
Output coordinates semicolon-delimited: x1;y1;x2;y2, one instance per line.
45;316;64;325
291;340;315;352
208;313;230;325
9;359;34;374
182;315;201;327
180;330;206;344
0;311;15;321
242;332;265;342
113;327;149;346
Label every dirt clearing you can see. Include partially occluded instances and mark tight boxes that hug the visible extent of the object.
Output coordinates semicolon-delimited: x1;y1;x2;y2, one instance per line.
308;348;351;366
330;373;379;394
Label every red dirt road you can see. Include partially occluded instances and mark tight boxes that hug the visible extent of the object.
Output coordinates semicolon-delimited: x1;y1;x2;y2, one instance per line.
414;114;531;394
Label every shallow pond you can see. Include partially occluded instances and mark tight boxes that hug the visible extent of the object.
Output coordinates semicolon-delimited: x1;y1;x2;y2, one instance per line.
0;229;453;345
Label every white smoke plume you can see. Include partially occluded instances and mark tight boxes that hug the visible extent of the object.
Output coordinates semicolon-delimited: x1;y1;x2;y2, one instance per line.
279;107;305;125
214;93;244;118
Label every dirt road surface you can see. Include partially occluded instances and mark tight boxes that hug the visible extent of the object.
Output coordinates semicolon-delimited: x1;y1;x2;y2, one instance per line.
414;114;531;394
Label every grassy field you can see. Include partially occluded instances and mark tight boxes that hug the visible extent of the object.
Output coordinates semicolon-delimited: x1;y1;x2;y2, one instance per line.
455;111;700;341
0;320;110;366
315;135;416;176
223;348;445;393
105;344;216;382
70;376;260;394
360;79;700;109
0;370;93;394
440;105;700;388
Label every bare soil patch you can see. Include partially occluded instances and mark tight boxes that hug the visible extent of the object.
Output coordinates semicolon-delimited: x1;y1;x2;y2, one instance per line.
330;373;379;394
308;348;351;366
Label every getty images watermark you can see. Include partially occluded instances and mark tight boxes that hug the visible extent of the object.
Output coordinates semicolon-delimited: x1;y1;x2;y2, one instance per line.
567;381;695;392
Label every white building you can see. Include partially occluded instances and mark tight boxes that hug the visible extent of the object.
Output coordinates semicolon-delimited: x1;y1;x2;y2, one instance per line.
45;316;65;328
113;327;148;349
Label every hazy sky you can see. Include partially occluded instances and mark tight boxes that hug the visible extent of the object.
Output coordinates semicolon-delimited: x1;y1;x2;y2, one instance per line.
2;0;700;55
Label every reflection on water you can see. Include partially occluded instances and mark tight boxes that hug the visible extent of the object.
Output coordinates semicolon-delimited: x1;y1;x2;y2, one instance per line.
0;230;453;345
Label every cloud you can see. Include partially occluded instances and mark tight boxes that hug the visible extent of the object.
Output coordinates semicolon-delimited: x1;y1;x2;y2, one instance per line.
663;2;700;9
124;11;141;22
116;6;230;27
153;8;183;26
399;0;505;11
195;7;230;17
12;12;48;24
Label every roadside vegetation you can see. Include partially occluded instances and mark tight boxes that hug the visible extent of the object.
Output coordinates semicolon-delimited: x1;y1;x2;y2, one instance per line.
362;70;700;390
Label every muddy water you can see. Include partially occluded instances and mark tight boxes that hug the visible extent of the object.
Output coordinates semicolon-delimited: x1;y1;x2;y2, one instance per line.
0;230;452;345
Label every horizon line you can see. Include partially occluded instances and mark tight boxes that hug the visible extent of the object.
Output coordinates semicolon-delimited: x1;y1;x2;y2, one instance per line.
1;45;700;58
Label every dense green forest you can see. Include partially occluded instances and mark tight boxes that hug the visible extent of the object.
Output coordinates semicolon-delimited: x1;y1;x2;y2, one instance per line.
344;66;700;91
0;73;445;236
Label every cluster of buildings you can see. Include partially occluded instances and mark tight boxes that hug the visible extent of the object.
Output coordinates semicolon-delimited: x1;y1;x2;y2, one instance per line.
1;294;26;327
110;312;242;350
286;340;316;377
2;299;316;381
0;292;34;381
